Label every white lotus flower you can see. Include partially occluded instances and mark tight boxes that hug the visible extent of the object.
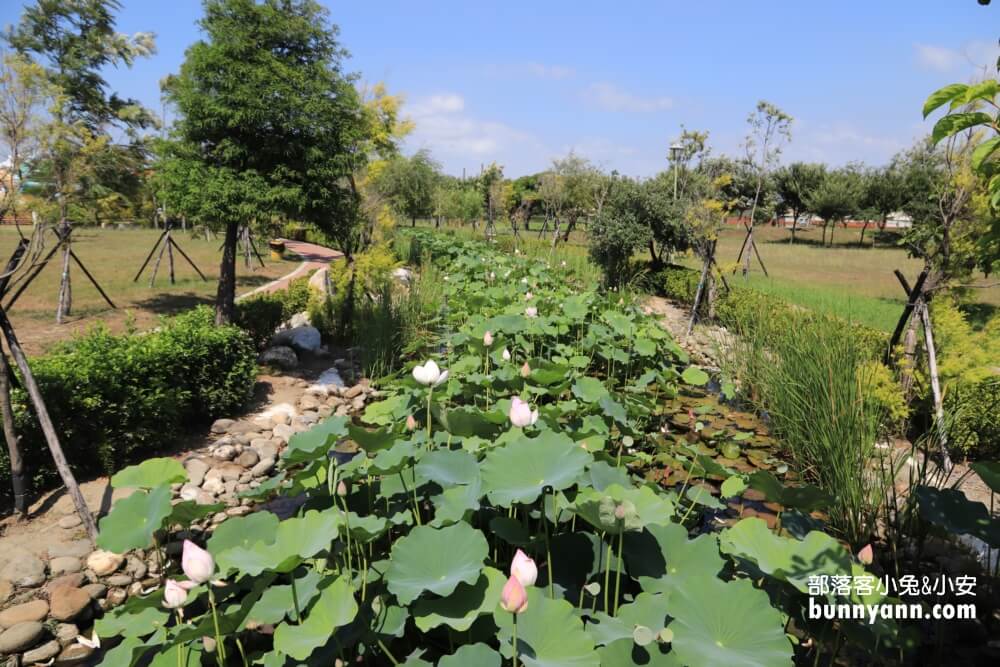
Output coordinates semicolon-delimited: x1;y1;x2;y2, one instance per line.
483;331;494;347
511;549;538;587
412;360;449;387
525;307;538;318
525;292;533;300
509;397;539;427
501;348;511;361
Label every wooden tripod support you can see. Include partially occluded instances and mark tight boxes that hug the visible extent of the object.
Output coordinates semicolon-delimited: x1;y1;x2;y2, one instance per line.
134;220;207;286
732;217;769;277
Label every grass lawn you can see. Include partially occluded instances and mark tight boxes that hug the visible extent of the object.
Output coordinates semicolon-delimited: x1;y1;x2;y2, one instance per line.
0;226;298;355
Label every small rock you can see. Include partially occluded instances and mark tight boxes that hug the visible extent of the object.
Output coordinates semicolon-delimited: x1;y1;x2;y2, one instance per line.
179;483;201;502
57;515;82;529
47;542;91;560
308;268;329;294
1;551;46;588
235;450;259;468
105;574;132;588
126;557;147;581
317;405;333;418
49;587;91;622
210;418;235;434
81;583;106;600
289;311;312;328
345;383;365;399
250;439;279;460
201;478;225;496
47;574;85;595
299;411;319;424
104;587;127;608
23;639;61;663
212;444;237;461
54;642;94;665
334;404;350;417
351;396;365;412
299;395;320;410
127;581;144;598
226;506;251;517
258;345;298;370
195;490;217;505
271;424;294;443
0;621;45;654
49;557;82;576
250;458;275;478
184;459;210;486
0;580;12;605
85;551;123;577
0;599;49;627
54;624;78;647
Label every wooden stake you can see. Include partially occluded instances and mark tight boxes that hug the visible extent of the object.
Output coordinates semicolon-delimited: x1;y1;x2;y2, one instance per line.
919;302;953;472
0;240;28;517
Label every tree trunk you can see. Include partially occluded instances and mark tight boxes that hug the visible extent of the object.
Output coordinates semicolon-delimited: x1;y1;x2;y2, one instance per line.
648;240;660;268
411;216;416;227
215;222;239;326
789;211;797;244
859;221;870;247
821;222;827;246
829;221;836;246
0;350;24;517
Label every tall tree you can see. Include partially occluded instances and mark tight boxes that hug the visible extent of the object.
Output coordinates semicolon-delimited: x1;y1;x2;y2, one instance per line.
860;164;904;247
377;149;440;226
773;162;825;244
158;0;365;324
805;168;861;247
0;52;50;228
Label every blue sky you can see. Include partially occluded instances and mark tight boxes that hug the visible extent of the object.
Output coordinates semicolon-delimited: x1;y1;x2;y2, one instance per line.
5;0;999;177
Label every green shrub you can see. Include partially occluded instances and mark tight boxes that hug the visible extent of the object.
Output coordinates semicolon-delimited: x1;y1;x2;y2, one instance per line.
650;264;701;303
280;276;312;320
0;307;256;496
945;377;1000;459
235;294;285;349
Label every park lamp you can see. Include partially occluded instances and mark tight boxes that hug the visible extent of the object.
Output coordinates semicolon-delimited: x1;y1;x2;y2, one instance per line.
669;142;683;163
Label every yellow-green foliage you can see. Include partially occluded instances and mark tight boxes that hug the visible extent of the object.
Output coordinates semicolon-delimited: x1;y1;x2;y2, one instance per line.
930;297;1000;386
330;241;400;297
859;360;910;425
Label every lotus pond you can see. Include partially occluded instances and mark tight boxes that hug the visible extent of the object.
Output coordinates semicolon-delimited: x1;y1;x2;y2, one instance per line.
92;231;927;666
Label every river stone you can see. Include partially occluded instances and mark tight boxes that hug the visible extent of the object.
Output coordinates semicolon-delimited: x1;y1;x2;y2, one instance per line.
81;583;106;600
344;383;365;399
272;325;321;353
271;424;294;442
211;462;244;482
48;541;91;560
49;587;91;622
184;459;210;486
210;418;235;434
250;458;275;478
47;574;85;595
54;624;78;647
250;439;279;460
212;444;237;461
299;394;320;410
179;483;201;502
0;580;12;604
57;514;82;529
54;642;94;665
1;550;45;588
0;621;45;653
23;639;62;662
235;449;259;468
85;551;123;577
201;478;225;496
105;574;132;588
258;346;298;370
49;557;82;576
0;600;49;627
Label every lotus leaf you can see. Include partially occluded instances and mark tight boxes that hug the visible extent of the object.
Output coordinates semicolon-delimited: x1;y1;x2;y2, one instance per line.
481;430;591;505
272;576;358;660
97;485;173;552
385;522;488;604
111;457;186;489
438;644;503;667
493;587;600;667
413;567;506;631
284;416;348;462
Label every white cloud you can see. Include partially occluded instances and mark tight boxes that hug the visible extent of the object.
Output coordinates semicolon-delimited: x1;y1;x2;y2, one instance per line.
914;40;1000;73
525;63;575;79
407;93;465;116
584;82;673;113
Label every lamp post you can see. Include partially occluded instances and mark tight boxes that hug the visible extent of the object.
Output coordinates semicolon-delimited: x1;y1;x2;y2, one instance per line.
669;142;683;199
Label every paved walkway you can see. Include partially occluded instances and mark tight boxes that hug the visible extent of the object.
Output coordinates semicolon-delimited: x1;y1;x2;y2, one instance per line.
239;238;343;300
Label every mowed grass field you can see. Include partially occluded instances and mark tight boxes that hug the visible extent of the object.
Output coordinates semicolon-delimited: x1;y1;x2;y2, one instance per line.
676;224;1000;331
0;226;297;355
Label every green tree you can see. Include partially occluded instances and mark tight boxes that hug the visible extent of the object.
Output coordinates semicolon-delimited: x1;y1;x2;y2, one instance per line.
859;164;904;247
157;0;365;324
773;162;825;244
377;149;440;226
588;175;652;288
805;168;861;247
0;52;51;227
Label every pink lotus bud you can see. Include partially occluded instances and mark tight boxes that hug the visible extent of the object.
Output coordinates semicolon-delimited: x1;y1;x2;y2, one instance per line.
525;291;533;300
520;362;531;378
502;348;511;362
857;544;874;565
336;481;348;497
181;540;214;584
499;575;528;614
511;549;538;587
162;579;188;609
483;331;494;347
525;307;538;318
614;504;627;520
509;396;539;428
406;414;417;431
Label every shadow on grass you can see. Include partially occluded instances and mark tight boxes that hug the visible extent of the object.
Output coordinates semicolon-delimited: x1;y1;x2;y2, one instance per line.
758;229;907;250
133;291;215;315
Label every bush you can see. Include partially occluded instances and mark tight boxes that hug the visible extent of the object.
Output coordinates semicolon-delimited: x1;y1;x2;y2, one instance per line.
235;294;285;349
0;307;257;497
945;378;1000;459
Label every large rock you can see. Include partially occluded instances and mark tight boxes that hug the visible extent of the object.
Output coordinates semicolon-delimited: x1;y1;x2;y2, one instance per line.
1;550;45;588
55;642;94;665
0;621;45;654
271;423;295;443
0;599;49;627
54;623;78;646
250;458;275;478
210;418;235;434
308;267;329;294
289;311;312;328
272;326;321;353
235;449;259;468
48;574;85;594
85;551;123;577
250;439;279;461
392;267;412;284
49;587;91;622
48;541;91;560
0;579;12;605
23;639;62;663
184;458;211;486
49;557;82;576
258;345;298;370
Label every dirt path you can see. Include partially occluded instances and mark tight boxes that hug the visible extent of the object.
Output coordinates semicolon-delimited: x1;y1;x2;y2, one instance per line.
238;238;343;300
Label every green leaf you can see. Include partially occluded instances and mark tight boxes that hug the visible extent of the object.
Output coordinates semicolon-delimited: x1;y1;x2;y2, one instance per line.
959;79;1000;106
597;639;681;667
441;406;505;438
494;588;600;667
748;470;832;512
168;500;225;528
97;485;173;552
439;644;503;667
666;575;792;667
481;431;591;506
243;570;323;628
217;510;342;575
572;376;609;403
412;567;506;631
386;523;488;604
970;462;1000;494
915;485;1000;547
922;83;968;118
972;136;1000;172
363;394;410;426
272;576;357;661
720;476;747;499
631;523;724;596
348;423;397;453
931;112;993;144
681;367;710;387
95;604;171;640
208;512;280;559
284;416;349;463
111;458;186;489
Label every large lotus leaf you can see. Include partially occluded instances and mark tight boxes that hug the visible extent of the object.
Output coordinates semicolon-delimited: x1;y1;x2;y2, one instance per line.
493;587;600;667
439;644;503;667
441;406;505;438
342;511;389;542
242;569;323;628
348;423;397;453
369;440;418;475
572;377;609;403
482;431;591;506
628;522;724;596
573;485;675;535
680;367;710;387
587;592;670;646
430;482;482;527
97;485;173;552
599;396;629;426
529;360;572;386
748;470;833;512
970;462;1000;494
597;640;681;667
562;296;589;320
168;500;225;528
386;522;488;604
412;567;506;631
362;393;411;426
284;416;349;463
915;485;1000;547
416;449;480;487
720;517;852;593
208;511;280;561
144;642;203;667
666;575;792;667
272;576;358;661
603;310;635;338
588;461;632;491
489;516;531;546
111;458;186;489
219;510;343;575
95;604;170;639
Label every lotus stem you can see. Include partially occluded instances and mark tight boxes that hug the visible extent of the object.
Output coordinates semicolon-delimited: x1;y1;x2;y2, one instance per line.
613;529;624;615
208;588;226;665
512;614;520;667
290;575;301;623
603;538;613;613
426;390;433;444
377;639;400;666
541;497;554;598
236;637;249;667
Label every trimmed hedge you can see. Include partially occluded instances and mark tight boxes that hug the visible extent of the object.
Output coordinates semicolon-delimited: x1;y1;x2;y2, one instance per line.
0;307;257;497
235;275;314;350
